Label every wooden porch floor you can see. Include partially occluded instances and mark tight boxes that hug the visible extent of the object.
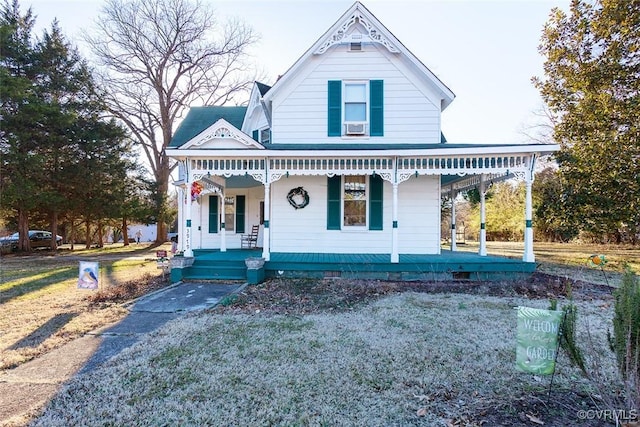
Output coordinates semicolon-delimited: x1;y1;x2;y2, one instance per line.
187;249;534;281
192;249;525;263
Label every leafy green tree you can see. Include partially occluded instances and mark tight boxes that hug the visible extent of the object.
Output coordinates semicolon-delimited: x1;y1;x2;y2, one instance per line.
485;182;525;241
533;167;578;242
534;0;640;243
462;181;525;241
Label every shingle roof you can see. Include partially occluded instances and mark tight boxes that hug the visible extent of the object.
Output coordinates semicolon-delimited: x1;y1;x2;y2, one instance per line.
169;106;247;148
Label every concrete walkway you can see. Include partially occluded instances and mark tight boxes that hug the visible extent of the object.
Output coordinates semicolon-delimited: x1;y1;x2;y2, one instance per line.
0;282;243;426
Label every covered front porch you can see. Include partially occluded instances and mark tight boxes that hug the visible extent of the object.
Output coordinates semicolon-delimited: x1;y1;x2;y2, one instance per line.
174;149;546;262
170;249;536;283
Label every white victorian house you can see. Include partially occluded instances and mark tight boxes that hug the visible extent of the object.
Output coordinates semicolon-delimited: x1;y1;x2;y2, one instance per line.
167;2;557;283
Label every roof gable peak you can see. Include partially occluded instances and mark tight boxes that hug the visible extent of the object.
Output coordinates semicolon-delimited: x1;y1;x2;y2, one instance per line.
182;118;264;150
264;1;455;109
314;2;399;55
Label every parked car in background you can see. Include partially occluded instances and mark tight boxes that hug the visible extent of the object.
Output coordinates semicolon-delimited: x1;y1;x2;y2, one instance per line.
0;230;63;251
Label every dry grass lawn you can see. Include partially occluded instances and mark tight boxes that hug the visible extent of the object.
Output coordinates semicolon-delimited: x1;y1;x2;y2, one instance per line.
34;288;617;426
455;241;640;285
0;243;171;370
2;242;637;426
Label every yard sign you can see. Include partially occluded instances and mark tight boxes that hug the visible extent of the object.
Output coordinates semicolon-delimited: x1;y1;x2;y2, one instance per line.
516;306;563;375
78;261;99;289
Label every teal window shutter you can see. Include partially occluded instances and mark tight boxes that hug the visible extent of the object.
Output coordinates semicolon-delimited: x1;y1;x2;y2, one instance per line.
327;176;341;230
370;80;384;136
328;80;342;137
369;174;383;230
252;130;259;141
209;195;218;233
236;195;245;234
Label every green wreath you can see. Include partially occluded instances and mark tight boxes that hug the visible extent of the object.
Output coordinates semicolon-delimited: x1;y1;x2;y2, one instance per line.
287;187;310;209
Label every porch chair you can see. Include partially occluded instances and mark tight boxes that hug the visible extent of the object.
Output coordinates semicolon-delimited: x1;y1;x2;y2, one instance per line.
241;224;260;249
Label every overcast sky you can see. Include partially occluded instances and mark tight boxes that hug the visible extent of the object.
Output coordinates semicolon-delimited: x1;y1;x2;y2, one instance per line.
26;0;569;145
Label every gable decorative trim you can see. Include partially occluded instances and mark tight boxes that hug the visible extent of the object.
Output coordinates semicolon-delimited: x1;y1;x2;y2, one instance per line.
183;118;264;150
314;11;399;55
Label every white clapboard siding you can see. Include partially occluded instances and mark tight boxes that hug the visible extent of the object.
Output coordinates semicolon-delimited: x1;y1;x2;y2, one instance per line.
189;176;441;253
269;176;393;254
397;175;440;254
245;112;269;135
272;43;442;144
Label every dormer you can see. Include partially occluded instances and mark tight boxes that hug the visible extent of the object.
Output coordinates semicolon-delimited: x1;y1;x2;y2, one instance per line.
241;81;272;145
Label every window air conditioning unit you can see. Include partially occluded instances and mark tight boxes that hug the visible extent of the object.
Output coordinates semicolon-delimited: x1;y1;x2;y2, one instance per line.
345;122;366;135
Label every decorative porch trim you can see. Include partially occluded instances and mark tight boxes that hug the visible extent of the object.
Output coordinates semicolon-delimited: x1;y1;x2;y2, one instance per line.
269;157;395;176
440;172;510;195
194;175;224;196
399;154;530;175
187;154;538;184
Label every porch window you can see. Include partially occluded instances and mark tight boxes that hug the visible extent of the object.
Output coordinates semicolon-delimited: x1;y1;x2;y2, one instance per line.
327;175;383;230
224;196;235;232
208;195;218;233
235;195;245;233
343;176;367;227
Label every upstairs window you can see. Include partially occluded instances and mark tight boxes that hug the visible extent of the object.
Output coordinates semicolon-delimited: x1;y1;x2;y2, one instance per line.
344;83;366;122
328;80;383;137
260;128;270;144
252;128;271;144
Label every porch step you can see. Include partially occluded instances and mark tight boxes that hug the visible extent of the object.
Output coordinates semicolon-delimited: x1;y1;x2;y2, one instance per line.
182;259;247;281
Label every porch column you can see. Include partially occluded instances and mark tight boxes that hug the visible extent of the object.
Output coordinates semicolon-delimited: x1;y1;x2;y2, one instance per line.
184;181;194;257
220;194;226;252
479;175;487;256
450;187;457;251
177;187;185;253
262;182;271;261
391;182;399;263
523;173;535;262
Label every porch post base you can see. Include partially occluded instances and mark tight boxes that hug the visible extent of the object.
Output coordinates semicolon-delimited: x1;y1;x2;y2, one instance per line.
247;267;265;285
170;256;194;283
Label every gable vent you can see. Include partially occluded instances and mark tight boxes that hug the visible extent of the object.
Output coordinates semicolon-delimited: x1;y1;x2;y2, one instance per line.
349;42;362;51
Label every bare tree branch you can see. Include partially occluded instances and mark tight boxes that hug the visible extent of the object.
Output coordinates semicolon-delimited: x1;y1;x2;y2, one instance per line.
83;0;262;241
518;102;558;145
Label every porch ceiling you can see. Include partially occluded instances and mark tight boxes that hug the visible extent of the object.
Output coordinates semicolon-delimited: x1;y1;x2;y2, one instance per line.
225;175;263;188
441;173;512;195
